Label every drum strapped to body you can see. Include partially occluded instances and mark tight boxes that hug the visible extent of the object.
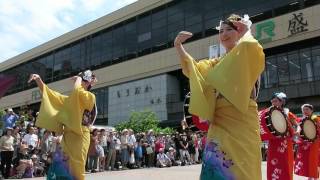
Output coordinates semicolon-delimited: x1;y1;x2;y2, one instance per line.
259;106;288;140
300;116;318;142
183;92;209;131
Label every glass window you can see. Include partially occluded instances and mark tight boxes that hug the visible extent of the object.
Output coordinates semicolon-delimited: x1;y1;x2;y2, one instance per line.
104;88;108;117
277;54;289;85
14;65;28;91
137;15;152;54
53;47;71;80
152;8;167;48
79;40;88;70
152;27;167;52
167;3;184;41
152;7;166;21
271;0;301;7
204;16;219;36
203;0;222;16
184;1;202;28
167;2;183;16
138;15;151;34
95;89;105;117
45;54;54;82
32;58;46;78
70;43;81;73
124;20;137;58
152;18;166;30
288;51;301;83
184;3;203;35
300;48;313;82
222;0;248;15
250;10;272;23
273;0;300;16
100;31;113;65
261;71;267;89
37;57;51;82
312;46;320;80
304;0;320;7
248;1;273;17
89;34;102;68
112;26;125;62
265;56;278;88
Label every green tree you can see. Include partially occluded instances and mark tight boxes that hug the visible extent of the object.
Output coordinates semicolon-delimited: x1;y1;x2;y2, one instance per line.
115;110;158;133
115;110;174;134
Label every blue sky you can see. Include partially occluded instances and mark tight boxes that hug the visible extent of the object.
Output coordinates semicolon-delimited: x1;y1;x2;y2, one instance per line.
0;0;137;63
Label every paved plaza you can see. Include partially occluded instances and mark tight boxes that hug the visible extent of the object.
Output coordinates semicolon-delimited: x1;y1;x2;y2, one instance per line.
84;162;309;180
28;162;309;180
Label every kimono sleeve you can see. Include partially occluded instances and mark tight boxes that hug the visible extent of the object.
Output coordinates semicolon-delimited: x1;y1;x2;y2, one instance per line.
36;85;67;133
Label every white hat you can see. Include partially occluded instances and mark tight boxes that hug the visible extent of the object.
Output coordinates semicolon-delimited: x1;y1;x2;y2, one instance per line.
7;108;13;112
6;127;13;130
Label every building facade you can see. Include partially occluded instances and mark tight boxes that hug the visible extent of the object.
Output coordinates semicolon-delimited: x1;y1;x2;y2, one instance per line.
1;0;320;126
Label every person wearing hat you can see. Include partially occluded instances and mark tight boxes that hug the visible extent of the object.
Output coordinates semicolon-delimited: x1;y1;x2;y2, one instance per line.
31;153;44;177
156;148;171;168
166;147;178;166
28;70;97;180
179;133;191;165
2;108;19;130
106;131;118;171
294;104;320;179
9;143;32;178
120;129;129;169
265;92;299;180
0;127;14;178
145;129;156;167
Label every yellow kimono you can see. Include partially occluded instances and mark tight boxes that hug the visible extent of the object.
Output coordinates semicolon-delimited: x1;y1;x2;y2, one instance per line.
182;34;265;179
36;84;96;180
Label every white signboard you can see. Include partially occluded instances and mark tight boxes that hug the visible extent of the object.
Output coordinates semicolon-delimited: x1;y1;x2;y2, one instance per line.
108;74;179;126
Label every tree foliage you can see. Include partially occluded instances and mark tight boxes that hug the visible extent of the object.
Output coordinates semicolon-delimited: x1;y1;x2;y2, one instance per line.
115;110;174;134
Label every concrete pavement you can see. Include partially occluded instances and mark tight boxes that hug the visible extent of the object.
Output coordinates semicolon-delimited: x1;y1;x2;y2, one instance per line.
28;162;310;180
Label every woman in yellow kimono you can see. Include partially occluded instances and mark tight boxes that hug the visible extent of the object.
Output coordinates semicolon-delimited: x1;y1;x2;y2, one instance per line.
28;70;97;180
174;14;265;179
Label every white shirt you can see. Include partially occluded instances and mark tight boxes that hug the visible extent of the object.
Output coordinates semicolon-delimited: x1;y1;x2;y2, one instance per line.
157;153;170;163
0;135;14;151
128;134;136;146
115;138;121;150
99;135;108;147
22;133;39;148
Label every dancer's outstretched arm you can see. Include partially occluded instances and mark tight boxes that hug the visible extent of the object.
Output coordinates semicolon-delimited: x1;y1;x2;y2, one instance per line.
174;31;193;62
174;31;193;76
28;74;45;93
71;76;82;89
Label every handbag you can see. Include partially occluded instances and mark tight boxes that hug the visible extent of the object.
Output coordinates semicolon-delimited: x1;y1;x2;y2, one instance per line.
146;146;153;154
129;152;135;164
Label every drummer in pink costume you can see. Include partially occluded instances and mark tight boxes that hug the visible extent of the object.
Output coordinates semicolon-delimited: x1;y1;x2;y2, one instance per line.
266;92;299;180
294;104;320;180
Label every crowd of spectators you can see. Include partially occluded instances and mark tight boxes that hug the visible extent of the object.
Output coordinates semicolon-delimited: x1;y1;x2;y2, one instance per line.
0;108;207;179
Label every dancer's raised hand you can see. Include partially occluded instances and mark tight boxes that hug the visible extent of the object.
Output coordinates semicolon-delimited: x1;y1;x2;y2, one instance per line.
70;76;81;82
232;20;249;39
28;74;45;92
174;31;193;46
28;74;40;83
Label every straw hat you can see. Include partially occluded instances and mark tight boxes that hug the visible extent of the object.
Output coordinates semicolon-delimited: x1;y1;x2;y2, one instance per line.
122;129;128;133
